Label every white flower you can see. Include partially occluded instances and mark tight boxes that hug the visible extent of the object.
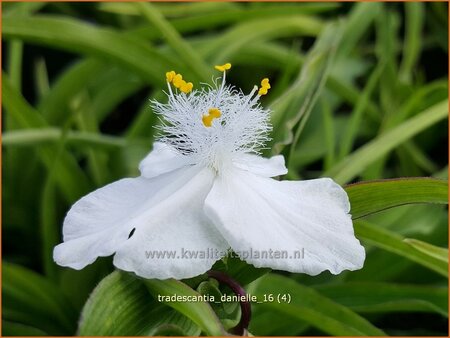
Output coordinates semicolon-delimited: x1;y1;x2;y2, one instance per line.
53;64;365;279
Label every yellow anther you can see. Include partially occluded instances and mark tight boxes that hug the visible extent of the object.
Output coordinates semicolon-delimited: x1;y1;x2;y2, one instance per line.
168;72;193;93
258;78;270;96
173;74;184;88
215;63;232;72
202;107;222;127
202;115;213;127
180;81;193;94
261;78;271;89
258;87;269;96
208;108;221;118
166;70;176;83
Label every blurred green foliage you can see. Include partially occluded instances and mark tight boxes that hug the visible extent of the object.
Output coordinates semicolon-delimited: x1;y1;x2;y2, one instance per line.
2;2;448;336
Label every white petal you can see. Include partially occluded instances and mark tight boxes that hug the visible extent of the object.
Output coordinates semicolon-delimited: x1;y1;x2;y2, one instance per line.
232;153;287;177
139;142;194;178
54;167;195;269
204;169;365;275
113;166;229;279
54;166;228;279
54;177;152;270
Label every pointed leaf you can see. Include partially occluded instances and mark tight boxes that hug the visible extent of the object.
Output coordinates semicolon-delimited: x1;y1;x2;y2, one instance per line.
248;274;385;336
78;271;200;336
270;21;342;155
2;263;77;335
325;99;448;184
355;220;448;277
404;238;448;263
2;15;183;84
315;282;448;317
345;178;448;219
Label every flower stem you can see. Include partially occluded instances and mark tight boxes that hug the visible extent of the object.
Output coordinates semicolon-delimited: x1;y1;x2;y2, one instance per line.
207;270;251;336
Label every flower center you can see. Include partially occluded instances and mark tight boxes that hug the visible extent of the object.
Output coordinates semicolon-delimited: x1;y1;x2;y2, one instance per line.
155;62;273;168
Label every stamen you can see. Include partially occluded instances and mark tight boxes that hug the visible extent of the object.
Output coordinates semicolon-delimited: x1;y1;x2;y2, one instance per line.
157;64;271;156
208;108;221;118
165;71;193;94
202;115;213;127
214;63;231;106
167;81;175;99
180;81;193;94
202;107;222;127
258;78;271;96
173;74;184;88
261;78;270;87
244;85;259;108
249;85;258;99
215;63;232;72
258;87;268;95
166;71;176;83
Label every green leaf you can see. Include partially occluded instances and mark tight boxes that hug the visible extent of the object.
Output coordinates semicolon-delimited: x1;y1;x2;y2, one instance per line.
86;66;145;123
404;238;449;263
248;274;385;336
2;128;128;149
102;2;339;18
2;15;184;84
325;99;449;184
37;58;145;128
135;2;211;81
145;308;201;336
34;57;50;99
57;259;112;313
40;176;59;280
315;282;448;317
150;324;194;336
203;15;324;63
145;279;226;336
4;0;43;94
249;308;309;336
345;178;448;219
338;60;385;159
196;280;240;330
2;74;90;202
2;263;77;335
78;271;200;336
37;59;107;124
399;2;424;83
335;2;382;60
355;220;448;277
2;72;47;128
3;1;46;16
2;320;48;336
270;21;342;155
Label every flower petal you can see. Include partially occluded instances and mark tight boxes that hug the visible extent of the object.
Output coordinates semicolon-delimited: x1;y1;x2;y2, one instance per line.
204;169;365;275
54;167;196;269
139;142;194;178
113;166;229;279
232;153;287;177
54;166;228;279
